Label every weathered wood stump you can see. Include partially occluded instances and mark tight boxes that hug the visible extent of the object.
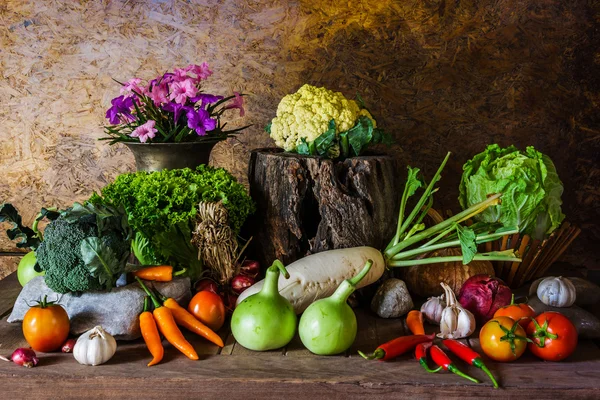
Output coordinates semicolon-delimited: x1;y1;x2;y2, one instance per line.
247;148;401;266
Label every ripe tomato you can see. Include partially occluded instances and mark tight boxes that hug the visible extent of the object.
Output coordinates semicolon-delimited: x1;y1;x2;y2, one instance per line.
479;316;528;362
493;295;535;329
527;312;577;361
22;296;70;352
188;290;226;331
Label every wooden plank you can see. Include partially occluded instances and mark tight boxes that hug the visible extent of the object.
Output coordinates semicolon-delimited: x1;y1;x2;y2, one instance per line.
0;272;21;317
347;308;378;357
0;255;19;282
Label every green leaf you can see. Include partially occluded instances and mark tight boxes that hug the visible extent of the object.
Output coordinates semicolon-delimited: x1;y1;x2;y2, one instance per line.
0;203;40;249
297;138;311;155
456;224;477;264
314;120;336;156
80;237;120;290
152;222;203;281
265;122;272;134
355;92;366;109
131;232;156;265
347;116;374;156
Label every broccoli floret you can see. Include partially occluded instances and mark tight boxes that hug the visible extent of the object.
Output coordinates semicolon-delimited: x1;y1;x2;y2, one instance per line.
36;204;131;294
36;217;104;293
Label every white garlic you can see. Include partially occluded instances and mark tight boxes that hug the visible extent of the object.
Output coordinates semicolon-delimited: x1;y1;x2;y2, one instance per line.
537;276;576;308
437;282;475;339
73;326;117;366
421;294;445;325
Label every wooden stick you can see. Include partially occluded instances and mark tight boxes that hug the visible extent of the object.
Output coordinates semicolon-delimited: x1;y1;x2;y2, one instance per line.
534;226;581;279
526;222;570;282
506;235;530;286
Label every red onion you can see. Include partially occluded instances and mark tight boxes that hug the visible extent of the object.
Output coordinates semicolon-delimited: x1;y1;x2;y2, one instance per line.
61;338;77;353
458;274;512;324
194;278;219;294
231;274;255;294
239;260;260;279
0;348;39;368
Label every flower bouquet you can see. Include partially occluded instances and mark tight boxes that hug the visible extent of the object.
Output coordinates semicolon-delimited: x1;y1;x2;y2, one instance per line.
100;63;249;144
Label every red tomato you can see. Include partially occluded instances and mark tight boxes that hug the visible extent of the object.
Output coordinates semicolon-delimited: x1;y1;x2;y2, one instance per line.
479;316;528;362
22;296;70;352
188;290;226;331
527;312;577;361
493;296;535;329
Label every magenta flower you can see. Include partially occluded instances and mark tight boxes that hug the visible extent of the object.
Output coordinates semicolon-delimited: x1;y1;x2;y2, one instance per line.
186;109;217;136
224;92;245;117
129;120;158;143
170;79;197;105
190;93;224;108
162;103;193;123
120;78;144;96
105;95;135;125
187;62;212;82
172;68;189;82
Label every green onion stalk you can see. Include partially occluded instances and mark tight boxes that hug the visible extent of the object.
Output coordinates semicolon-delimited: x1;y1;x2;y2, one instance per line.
383;152;521;268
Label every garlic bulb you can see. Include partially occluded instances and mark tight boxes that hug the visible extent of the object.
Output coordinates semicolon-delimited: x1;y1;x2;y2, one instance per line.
437;282;475;339
537;276;576;308
73;326;117;366
421;294;445;325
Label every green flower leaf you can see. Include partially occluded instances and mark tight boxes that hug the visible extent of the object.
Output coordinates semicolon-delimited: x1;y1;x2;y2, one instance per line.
456;224;477;265
347;116;374;157
0;203;40;249
80;237;120;290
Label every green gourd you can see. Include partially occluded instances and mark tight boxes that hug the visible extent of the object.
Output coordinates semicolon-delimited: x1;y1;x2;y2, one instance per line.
231;260;297;351
299;260;373;355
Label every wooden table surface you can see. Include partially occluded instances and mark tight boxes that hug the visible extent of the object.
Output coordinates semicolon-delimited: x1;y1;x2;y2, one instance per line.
1;272;600;399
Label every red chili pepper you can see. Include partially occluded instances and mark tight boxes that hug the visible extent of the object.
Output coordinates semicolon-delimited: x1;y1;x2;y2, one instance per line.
358;334;435;361
415;342;441;373
430;345;479;384
442;339;499;388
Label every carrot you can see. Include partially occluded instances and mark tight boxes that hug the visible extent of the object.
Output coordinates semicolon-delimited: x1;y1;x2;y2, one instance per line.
163;297;224;348
136;277;198;360
132;265;184;282
139;296;164;367
407;310;425;335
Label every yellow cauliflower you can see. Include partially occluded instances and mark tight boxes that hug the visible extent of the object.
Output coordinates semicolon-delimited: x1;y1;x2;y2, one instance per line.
270;84;376;152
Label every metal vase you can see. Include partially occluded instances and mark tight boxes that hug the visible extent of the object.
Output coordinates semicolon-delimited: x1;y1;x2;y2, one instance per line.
123;141;220;172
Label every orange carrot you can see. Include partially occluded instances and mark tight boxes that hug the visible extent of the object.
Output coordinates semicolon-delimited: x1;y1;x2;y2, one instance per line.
407;310;425;335
163;298;224;348
139;296;164;367
132;266;175;282
136;277;199;360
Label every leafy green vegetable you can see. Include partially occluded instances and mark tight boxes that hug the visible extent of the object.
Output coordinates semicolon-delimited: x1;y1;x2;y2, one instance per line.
0;204;40;249
37;201;132;293
459;144;565;240
91;165;254;280
131;232;156;265
456;224;477;264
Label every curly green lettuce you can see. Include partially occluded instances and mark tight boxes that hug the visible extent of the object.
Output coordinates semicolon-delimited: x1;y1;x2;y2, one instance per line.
91;165;255;280
459;144;565;240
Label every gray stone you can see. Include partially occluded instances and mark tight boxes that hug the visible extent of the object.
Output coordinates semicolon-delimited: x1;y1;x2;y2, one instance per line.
371;278;414;318
8;276;192;340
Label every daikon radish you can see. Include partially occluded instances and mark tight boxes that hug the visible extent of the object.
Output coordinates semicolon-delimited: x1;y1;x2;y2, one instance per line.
237;247;385;314
238;153;522;314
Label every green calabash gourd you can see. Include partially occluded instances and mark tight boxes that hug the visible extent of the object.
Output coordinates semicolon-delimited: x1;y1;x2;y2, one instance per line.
231;260;297;351
299;260;373;355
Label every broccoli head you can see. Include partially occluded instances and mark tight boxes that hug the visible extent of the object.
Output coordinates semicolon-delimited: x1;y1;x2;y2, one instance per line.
36;202;131;294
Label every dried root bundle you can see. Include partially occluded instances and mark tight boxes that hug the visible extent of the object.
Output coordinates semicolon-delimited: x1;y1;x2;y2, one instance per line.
192;201;238;285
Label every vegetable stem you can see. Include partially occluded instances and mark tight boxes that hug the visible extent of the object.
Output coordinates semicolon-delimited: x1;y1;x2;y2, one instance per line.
393;228;519;261
385;193;502;259
348;260;373;286
388;250;521;267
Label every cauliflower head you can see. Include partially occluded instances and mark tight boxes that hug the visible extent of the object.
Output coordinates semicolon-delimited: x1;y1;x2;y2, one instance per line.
270;84;376;152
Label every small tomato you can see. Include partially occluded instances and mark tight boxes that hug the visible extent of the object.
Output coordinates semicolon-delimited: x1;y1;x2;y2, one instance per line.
479;316;528;362
22;295;70;352
188;290;226;331
527;311;577;361
493;295;535;329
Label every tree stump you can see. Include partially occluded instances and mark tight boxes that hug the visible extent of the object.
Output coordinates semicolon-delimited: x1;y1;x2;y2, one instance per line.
247;148;402;267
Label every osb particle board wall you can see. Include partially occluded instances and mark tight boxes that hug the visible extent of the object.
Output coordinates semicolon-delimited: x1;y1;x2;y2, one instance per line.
1;0;599;276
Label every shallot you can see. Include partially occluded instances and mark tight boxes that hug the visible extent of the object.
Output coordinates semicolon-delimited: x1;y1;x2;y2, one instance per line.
0;348;39;368
231;274;255;294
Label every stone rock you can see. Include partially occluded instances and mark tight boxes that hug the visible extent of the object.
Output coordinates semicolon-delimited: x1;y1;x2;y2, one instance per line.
8;276;192;340
371;278;414;318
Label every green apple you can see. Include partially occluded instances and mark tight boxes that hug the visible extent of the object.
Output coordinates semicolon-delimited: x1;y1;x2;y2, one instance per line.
17;251;44;287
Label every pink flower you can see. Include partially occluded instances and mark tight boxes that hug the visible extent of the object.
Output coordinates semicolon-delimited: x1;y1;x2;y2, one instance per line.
120;78;144;96
147;80;169;106
172;68;189;82
129;120;157;143
169;79;197;104
187;62;212;82
225;92;245;117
